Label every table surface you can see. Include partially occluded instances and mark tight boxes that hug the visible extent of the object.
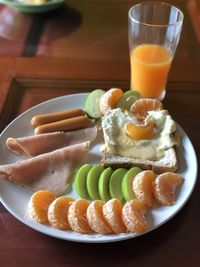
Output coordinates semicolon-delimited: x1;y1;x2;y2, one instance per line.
0;0;200;266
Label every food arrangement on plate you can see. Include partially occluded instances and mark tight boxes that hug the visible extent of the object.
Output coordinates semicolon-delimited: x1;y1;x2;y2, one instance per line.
0;88;196;242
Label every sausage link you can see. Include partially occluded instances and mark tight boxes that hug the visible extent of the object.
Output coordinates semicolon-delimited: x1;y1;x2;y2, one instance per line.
35;115;92;134
31;108;85;127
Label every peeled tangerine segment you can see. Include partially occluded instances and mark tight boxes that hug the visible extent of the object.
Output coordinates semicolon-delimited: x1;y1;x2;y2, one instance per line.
116;90;140;110
85;89;105;119
74;164;92;198
28;190;56;224
130;98;163;118
103;198;127;234
86;200;112;234
48;196;75;230
133;170;156;208
126;122;154;140
98;167;113;201
100;88;123;115
121;167;142;201
109;168;128;202
68;199;92;233
86;164;104;200
153;172;183;206
122;199;148;234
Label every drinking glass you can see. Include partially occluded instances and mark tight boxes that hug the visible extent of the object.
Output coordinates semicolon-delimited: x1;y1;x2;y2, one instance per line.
128;2;184;99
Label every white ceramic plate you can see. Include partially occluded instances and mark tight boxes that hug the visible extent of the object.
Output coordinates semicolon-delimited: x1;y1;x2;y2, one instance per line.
0;93;198;243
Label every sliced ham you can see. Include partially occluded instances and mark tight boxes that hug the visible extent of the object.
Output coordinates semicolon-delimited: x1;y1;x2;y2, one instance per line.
0;141;90;196
6;126;98;157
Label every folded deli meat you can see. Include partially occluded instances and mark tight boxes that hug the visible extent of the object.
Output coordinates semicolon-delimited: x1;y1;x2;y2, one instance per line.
6;126;97;157
0;142;90;196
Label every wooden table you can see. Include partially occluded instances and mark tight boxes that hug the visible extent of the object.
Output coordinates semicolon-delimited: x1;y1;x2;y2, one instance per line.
0;0;200;266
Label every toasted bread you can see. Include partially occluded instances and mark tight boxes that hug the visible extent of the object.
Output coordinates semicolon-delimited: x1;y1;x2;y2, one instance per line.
101;147;178;174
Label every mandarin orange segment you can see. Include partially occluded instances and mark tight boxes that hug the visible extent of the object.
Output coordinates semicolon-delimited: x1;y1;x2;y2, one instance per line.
68;199;92;234
132;170;156;208
126;122;155;140
153;172;183;206
86;200;112;234
48;196;75;230
100;88;123;115
130;98;163;118
122;199;148;234
103;198;126;234
28;190;56;224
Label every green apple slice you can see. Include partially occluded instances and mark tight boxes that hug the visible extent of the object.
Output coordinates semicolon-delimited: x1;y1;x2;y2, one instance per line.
116;90;140;110
85;89;105;119
122;167;142;201
74;164;92;198
109;168;128;201
98;167;113;201
86;164;104;200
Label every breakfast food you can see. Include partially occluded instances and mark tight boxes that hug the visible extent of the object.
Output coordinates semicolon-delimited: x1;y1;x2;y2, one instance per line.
28;190;56;224
6;126;98;157
121;167;142;201
116;90;140;110
0;141;90;195
103;198;127;233
101;105;180;173
1;89;185;240
132;170;156;208
86;200;112;234
86;164;104;200
109;168;128;201
48;196;75;230
85;89;105;119
68;199;92;234
100;88;123;115
98;167;113;201
31;108;85;127
74;164;92;199
122;199;148;234
35;115;93;134
153;172;183;205
130;98;163;118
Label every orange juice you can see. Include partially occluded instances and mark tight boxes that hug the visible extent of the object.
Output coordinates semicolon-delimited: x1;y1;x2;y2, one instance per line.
130;44;172;98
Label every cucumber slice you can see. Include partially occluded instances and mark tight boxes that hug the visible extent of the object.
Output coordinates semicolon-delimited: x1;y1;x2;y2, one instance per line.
86;164;104;200
109;168;128;201
98;167;113;201
121;167;142;201
116;90;140;110
74;164;92;198
85;89;105;119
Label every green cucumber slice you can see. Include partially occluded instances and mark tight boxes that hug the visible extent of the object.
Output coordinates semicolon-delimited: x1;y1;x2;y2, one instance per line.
85;89;105;119
86;164;104;200
121;167;142;201
109;168;128;201
98;167;113;201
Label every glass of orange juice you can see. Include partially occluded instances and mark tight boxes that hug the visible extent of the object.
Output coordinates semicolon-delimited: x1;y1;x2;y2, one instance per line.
129;2;184;99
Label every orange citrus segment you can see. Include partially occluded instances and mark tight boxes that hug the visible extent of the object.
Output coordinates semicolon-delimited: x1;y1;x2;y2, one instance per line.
122;199;148;234
102;198;126;234
132;170;156;208
48;196;75;230
126;122;154;140
86;200;112;234
130;98;163;118
153;172;183;206
100;88;123;114
28;190;56;224
68;199;92;234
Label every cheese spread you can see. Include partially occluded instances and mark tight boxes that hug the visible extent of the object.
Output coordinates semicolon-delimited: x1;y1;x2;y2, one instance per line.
101;108;179;161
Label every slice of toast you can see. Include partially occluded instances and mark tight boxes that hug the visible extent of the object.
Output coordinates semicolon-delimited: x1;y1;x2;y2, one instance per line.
101;147;178;174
